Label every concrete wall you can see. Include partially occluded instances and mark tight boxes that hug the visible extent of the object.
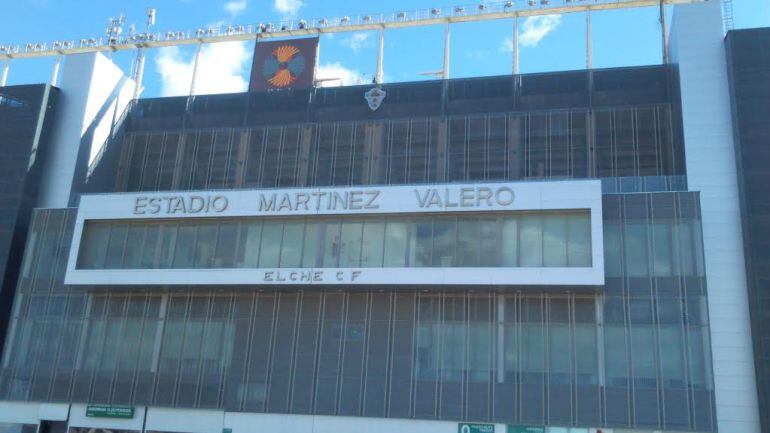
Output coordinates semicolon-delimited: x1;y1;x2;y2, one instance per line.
669;1;761;432
38;52;135;209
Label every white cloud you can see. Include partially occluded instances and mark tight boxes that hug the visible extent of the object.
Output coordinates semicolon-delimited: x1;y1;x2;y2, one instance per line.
500;15;562;52
520;15;562;47
316;62;368;87
466;50;489;61
341;32;372;53
500;37;514;53
223;0;247;17
274;0;303;16
155;41;250;96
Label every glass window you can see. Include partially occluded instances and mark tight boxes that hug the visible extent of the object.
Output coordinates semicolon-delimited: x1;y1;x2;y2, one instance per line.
522;299;545;379
339;220;363;267
193;222;217;268
259;221;283;268
157;223;178;268
172;225;196;267
603;221;622;277
383;220;408;267
432;217;456;267
625;222;650;277
676;221;695;276
141;224;160;268
567;213;591;267
652;222;673;276
549;302;571;384
361;220;385;267
0;424;37;433
630;326;657;387
302;221;320;267
77;211;590;270
501;217;519;266
479;217;499;266
520;215;543;267
70;429;138;433
214;221;239;268
238;221;261;268
659;325;685;387
687;327;710;388
604;324;629;386
456;218;480;267
78;222;110;268
122;224;145;269
280;221;305;267
104;223;128;268
410;218;432;267
543;215;567;267
322;219;341;267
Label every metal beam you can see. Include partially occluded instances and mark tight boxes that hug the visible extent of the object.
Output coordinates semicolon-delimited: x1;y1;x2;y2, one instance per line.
189;43;203;96
0;61;8;86
133;48;146;99
442;23;450;80
512;15;519;75
376;28;384;84
586;11;592;70
51;55;62;86
0;0;706;61
660;0;669;64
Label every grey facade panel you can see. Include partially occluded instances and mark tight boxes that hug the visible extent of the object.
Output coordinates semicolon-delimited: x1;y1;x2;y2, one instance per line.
0;84;59;360
82;65;686;196
726;26;770;433
0;192;714;432
104;106;681;194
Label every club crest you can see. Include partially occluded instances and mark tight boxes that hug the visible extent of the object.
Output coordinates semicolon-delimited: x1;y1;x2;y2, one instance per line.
364;87;386;111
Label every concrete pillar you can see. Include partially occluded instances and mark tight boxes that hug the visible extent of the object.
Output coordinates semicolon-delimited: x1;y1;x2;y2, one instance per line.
670;2;761;432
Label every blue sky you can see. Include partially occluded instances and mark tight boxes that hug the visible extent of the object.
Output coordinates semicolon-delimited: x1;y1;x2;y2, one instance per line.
1;0;768;97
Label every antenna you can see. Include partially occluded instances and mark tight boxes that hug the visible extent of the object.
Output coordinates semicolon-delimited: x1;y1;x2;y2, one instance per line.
722;0;734;30
132;7;157;99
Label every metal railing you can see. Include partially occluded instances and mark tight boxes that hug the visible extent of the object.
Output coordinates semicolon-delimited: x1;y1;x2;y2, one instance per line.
0;0;705;60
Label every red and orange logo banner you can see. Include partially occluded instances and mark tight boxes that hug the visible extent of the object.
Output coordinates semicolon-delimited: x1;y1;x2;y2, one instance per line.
249;37;319;92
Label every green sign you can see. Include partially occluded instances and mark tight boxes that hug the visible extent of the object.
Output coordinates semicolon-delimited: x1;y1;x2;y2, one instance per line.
507;426;545;433
85;405;134;419
458;423;495;433
222;429;232;433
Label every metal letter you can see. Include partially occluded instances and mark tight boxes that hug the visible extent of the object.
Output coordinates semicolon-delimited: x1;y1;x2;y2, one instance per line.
415;189;430;208
495;186;515;206
189;196;205;213
212;195;228;212
364;191;380;209
134;197;148;214
259;193;276;212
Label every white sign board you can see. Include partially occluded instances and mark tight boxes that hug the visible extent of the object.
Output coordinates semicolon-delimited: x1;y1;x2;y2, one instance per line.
65;180;604;287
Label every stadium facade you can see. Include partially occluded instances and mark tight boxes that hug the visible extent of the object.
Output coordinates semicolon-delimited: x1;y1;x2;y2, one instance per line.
0;1;767;433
